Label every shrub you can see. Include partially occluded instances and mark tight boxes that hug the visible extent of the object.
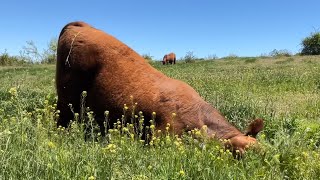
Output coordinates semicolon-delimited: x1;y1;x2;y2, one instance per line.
301;31;320;55
269;49;292;57
20;38;57;64
141;53;153;63
41;38;57;64
0;50;13;66
183;51;196;63
222;54;238;60
20;40;42;62
0;50;28;66
205;54;218;60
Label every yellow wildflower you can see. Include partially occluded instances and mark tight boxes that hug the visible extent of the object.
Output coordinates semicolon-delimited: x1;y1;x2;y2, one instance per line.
123;127;128;132
47;141;56;149
179;170;185;176
102;143;117;153
8;87;17;97
302;152;308;158
195;130;201;137
82;91;87;97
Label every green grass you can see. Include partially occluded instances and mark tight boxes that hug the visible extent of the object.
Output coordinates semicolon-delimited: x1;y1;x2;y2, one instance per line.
1;56;320;179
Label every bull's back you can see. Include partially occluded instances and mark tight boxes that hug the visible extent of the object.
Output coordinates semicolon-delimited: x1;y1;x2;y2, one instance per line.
56;21;169;115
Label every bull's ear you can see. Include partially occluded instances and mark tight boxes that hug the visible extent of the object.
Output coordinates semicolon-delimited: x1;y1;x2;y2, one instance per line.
245;119;264;138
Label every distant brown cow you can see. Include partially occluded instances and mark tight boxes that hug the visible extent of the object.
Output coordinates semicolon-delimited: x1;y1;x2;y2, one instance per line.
56;21;263;154
163;53;176;65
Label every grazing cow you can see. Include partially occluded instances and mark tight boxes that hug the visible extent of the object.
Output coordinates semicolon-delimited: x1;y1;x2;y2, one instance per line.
56;21;263;154
163;53;176;65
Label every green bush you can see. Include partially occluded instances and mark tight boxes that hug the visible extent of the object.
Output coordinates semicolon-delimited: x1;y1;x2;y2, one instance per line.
0;50;28;66
269;49;292;57
141;53;153;63
183;51;196;63
301;32;320;55
20;38;57;64
41;38;57;64
222;54;239;60
205;54;218;60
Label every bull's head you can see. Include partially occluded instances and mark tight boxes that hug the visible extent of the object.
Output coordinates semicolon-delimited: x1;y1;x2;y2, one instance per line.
162;55;167;65
225;119;264;157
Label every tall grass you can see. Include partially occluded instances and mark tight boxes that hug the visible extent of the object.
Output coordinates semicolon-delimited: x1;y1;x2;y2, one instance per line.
1;56;320;179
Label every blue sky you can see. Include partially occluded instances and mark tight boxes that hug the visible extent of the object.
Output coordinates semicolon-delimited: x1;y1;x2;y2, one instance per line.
1;0;320;60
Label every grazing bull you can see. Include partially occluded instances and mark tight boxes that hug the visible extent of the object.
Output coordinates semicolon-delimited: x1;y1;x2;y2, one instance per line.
163;53;176;65
56;21;263;154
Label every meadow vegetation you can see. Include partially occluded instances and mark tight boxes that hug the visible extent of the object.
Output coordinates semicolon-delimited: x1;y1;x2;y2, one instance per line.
0;56;320;179
0;38;57;66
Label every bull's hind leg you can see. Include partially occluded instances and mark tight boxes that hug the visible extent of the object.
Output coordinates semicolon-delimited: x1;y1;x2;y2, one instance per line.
55;81;82;128
56;97;77;128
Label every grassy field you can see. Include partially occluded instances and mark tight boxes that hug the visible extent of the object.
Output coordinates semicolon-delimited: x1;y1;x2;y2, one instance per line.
0;56;320;179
